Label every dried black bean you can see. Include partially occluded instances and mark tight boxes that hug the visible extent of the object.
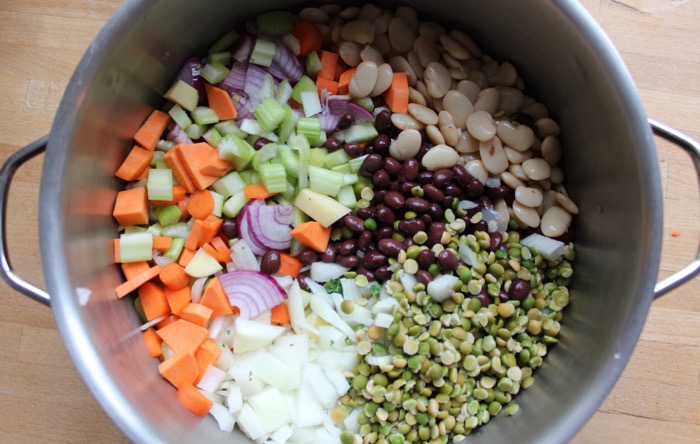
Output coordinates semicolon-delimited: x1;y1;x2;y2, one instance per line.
428;222;446;245
320;245;336;263
383;157;402;177
357;230;372;251
376;205;396;226
433;168;453;188
375;110;393;133
337;239;358;256
373;134;390;154
338;113;355;130
498;291;510;303
474;290;492;308
372;190;387;206
344;142;363;158
417;249;436;270
443;184;461;197
400;181;419;196
363;251;388;270
261;250;281;275
423;184;445;203
428;203;444;220
375;266;393;281
398;218;425;235
416;270;433;285
416;143;431;161
343;215;365;233
508;278;531;301
373;170;391;188
452;164;472;188
489;231;503;251
221;218;238;238
359;153;383;178
298;248;320;265
356;206;377;220
374;226;394;240
417;171;434;184
469;220;488;234
465;178;485;198
337;255;360;268
253;137;271;150
402;159;420;181
405;197;430;213
325;137;342;152
418;213;433;227
377;239;403;257
384;191;405;210
486;184;512;201
437;250;458;271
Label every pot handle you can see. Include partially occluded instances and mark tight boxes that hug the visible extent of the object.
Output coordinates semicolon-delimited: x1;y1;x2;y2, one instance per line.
0;137;51;306
650;119;700;299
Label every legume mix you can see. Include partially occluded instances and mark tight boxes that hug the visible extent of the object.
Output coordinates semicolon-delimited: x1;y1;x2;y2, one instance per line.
111;3;576;444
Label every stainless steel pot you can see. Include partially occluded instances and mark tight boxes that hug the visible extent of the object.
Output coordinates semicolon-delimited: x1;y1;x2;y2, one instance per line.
1;1;698;443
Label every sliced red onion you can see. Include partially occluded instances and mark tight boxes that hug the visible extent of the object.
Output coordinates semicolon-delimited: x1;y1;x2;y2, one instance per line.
319;112;342;133
243;63;271;99
235;96;255;121
166;124;193;145
176;57;206;105
219;270;287;319
230;238;261;271
268;38;303;82
231;35;255;63
328;100;375;124
238;200;294;255
221;61;248;94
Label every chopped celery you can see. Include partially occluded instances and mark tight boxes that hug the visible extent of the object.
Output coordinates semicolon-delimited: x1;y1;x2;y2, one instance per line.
215;120;247;138
164;237;185;260
257;11;293;35
305;51;321;79
156;140;175;152
146;223;163;237
324;149;351;168
185;123;206;140
123;226;148;234
251;143;279;171
150;151;165;167
337;185;358;209
219;134;256;170
309;148;328;167
155;205;182;227
259;163;288;194
239;170;254;186
291;75;317;103
210;191;225;218
192;106;220;126
200;62;231;85
343;173;360;186
223;190;250;218
119;232;153;263
155;159;169;170
164;79;198;112
308;165;344;197
349;154;368;173
203;127;223;148
353;97;375;112
278;145;300;179
331;163;352;174
250;39;276;67
147;169;173;201
255;97;286;132
280;182;297;203
240;119;279;142
288;132;311;162
333;122;379;143
289;238;304;256
212;171;246;198
298;162;309;190
276;105;298;143
168;104;192;130
161;222;190;239
293;207;308;227
297;117;324;147
208;29;239;54
207;51;231;66
275;80;293;105
301;90;322;117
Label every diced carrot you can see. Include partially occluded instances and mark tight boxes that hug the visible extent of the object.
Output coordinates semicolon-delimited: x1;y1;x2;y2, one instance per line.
243;184;276;200
199;156;234;177
155;319;209;355
113;239;121;263
187;190;215;220
195;339;223;383
318;50;339;81
134;110;171;151
121;261;151;280
115;265;162;299
202;242;229;263
210;236;231;262
152;185;187;206
160;262;191;290
316;77;339;95
178;247;196;268
143;327;163;359
158;352;199;389
290;221;332;253
177;382;213;416
200;277;233;318
185;215;223;251
115;146;154;181
113;187;149;227
334;58;348;83
277;253;303;279
270;302;290;325
204;83;238;121
139;281;171;321
153;236;173;252
178;303;213;327
383;72;409;114
156;314;180;330
292;19;323;57
177;142;229;190
165;285;192;315
337;68;357;95
163;145;197;193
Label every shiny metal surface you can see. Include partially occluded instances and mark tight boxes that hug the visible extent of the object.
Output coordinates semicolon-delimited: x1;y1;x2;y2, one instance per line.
38;0;667;443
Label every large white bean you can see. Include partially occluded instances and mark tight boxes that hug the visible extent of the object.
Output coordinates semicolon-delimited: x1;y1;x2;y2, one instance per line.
498;87;524;115
413;35;440;67
455;130;480;154
466;110;496;142
474;87;500;115
396;5;419;29
549;166;564;184
408;87;427;106
373;34;392;56
457;80;481;103
464;159;488;184
299;7;330;25
341;20;376;45
389;129;422;161
504;146;533;164
515;186;544;208
512;201;541;228
520;102;549;121
349;61;378;98
467;70;488;89
488;61;517;86
358;3;383;21
406;51;424;81
496;119;535;152
391;113;426;130
449;66;468;81
389;56;418;86
370;63;393;97
408;103;439;125
421;145;460;171
541;136;562;166
556;192;579;215
509;164;528;181
479;137;509;174
388;17;416;53
339;41;363;66
339;6;360;20
500;171;525;189
418;21;445;41
439;34;470;60
448;29;482;57
522;158;552;181
426;125;446;145
360;44;384;65
535;117;561;138
540;206;572;237
424;62;451;98
374;14;391;35
442;90;474;129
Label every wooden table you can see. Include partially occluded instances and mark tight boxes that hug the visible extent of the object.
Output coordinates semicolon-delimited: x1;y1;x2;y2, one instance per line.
0;1;698;442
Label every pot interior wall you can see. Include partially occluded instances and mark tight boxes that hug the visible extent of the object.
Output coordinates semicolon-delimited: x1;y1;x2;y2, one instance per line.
42;1;662;443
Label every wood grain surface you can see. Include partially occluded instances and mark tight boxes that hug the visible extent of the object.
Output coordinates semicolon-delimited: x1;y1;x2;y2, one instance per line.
0;1;698;442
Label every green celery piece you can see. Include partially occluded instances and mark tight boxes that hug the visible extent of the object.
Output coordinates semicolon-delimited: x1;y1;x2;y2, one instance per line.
192;106;220;126
119;232;153;263
251;143;279;171
309;148;328;167
250;39;275;67
277;105;299;144
147;169;173;201
278;145;300;179
255;97;286;132
324;149;351;168
156;205;182;227
203;127;223;148
208;29;239;54
288;132;311;162
259;163;288;194
348;154;368;173
219;134;256;170
212;171;246;198
305;51;322;79
185;123;206;140
337;185;357;209
275;80;293;105
200;63;231;85
210;191;224;218
353;96;375;112
223;190;250;218
215;120;247;138
333;122;378;143
308;165;344;197
168;104;192;130
164;237;185;260
297;117;324;147
207;52;231;65
150;151;165;167
291;75;317;103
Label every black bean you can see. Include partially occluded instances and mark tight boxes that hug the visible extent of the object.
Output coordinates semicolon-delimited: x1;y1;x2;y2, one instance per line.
337;239;358;256
320;245;336;263
477;196;494;210
356;206;377;220
344;142;363;158
400;181;419;196
465;178;485;198
405;197;430;213
221;218;238;238
416;143;431;161
384;191;405;210
359;153;384;178
298;278;310;291
423;184;445;203
337;255;360;268
372;190;387;206
443;184;461;197
498;291;510;303
441;196;456;209
418;213;433;227
325;137;342;152
398;218;425;235
452;164;472;188
375;266;393;281
428;222;446;245
470;220;488;234
343;215;365;233
357;230;372;251
338;113;354;130
375;110;393;133
402;159;420;181
373;170;391;188
402;238;414;250
417;171;434;184
509;278;531;301
373;134;390;154
489;232;503;251
359;268;377;282
417;249;436;270
298;249;319;265
374;226;394;240
377;239;403;257
376;204;396;226
389;181;401;191
433;169;453;189
437;250;458;271
486;184;512;201
261;250;281;275
364;251;388;269
428;203;444;220
383;157;402;177
253;137;271;150
416;270;433;285
474;290;492;308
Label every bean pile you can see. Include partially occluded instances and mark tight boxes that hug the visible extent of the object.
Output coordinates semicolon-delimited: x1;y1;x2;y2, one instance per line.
280;4;578;444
